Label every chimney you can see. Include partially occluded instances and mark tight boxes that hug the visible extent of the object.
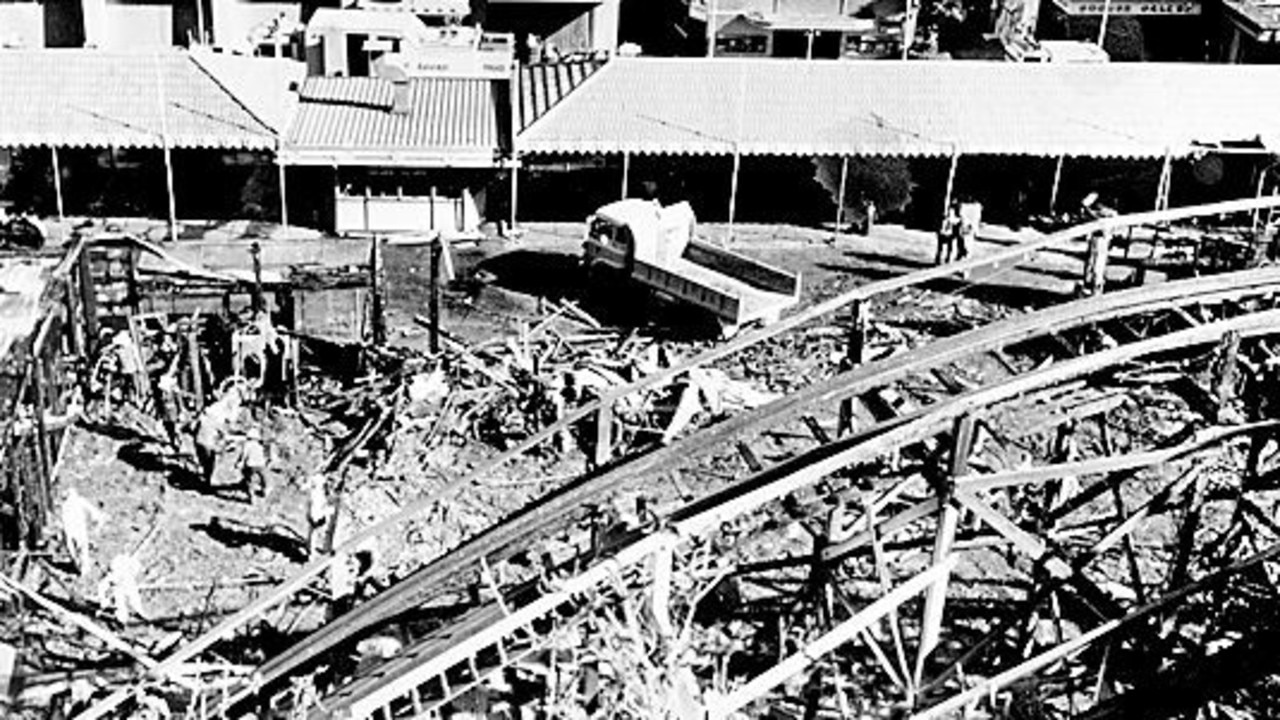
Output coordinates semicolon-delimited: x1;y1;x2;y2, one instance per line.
391;76;411;115
375;61;412;115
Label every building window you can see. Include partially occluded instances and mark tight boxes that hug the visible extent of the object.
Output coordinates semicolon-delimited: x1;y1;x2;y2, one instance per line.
717;35;768;54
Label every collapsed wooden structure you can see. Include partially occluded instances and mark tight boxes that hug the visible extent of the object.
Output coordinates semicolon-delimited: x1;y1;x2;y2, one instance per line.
52;194;1280;720
1;253;79;561
0;234;383;571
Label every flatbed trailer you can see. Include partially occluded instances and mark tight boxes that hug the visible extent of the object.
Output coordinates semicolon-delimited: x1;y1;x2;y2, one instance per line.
583;199;800;335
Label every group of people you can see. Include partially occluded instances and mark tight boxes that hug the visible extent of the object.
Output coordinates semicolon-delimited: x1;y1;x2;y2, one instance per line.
936;200;983;266
59;487;150;625
193;380;268;501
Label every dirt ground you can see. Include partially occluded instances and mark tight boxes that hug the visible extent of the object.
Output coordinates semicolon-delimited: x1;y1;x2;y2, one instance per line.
29;216;1098;697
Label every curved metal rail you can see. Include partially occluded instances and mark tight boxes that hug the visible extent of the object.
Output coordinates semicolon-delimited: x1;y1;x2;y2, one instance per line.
318;293;1280;720
73;195;1280;720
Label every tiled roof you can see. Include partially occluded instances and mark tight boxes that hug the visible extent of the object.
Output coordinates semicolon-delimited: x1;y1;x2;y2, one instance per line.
517;57;1280;159
0;49;278;150
516;57;608;132
189;50;305;135
283;76;511;167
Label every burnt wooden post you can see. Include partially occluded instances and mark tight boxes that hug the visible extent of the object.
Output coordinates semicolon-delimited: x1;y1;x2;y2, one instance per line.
428;237;441;354
63;276;80;358
838;300;868;437
125;245;140;316
76;246;98;349
1214;330;1241;422
849;300;867;365
250;241;264;315
369;235;386;347
916;413;974;683
1083;231;1110;297
187;322;205;409
594;401;613;468
28;359;50;511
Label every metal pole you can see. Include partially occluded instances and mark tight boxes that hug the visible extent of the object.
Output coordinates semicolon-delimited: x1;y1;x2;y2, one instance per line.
1253;165;1269;231
509;160;519;231
277;155;288;227
430;185;438;232
728;150;741;244
1049;155;1065;215
706;0;717;57
250;241;263;314
1097;0;1112;48
941;149;959;220
621;151;631;199
363;186;371;234
1155;151;1173;212
155;53;177;243
50;146;64;221
195;0;205;44
834;156;849;237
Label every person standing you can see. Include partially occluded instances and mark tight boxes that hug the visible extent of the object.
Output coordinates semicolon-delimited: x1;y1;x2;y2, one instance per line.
238;426;267;500
97;553;149;625
957;199;983;260
61;487;107;574
193;386;241;487
936;202;961;265
307;474;333;558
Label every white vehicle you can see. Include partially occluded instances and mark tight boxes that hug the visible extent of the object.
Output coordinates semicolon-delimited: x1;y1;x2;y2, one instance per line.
583;199;801;337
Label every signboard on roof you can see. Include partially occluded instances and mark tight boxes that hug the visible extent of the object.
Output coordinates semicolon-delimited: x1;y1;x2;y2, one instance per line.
1051;0;1200;14
381;49;514;79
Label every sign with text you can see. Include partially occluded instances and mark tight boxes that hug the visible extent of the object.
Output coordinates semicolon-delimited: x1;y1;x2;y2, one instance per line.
1052;0;1200;14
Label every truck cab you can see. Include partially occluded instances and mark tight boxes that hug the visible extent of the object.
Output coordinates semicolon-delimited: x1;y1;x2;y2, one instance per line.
583;199;801;337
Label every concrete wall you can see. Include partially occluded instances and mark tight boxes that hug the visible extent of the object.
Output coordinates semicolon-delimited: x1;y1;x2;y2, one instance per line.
208;0;300;52
487;0;619;52
83;0;173;47
0;3;45;47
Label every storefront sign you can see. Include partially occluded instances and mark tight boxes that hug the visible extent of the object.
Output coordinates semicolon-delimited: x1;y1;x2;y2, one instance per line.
1052;0;1200;15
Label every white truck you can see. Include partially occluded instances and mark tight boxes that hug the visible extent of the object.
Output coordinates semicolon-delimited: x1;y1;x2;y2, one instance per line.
583;199;801;336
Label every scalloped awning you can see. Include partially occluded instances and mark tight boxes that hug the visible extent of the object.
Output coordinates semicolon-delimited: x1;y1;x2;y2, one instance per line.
517;57;1280;159
0;49;278;150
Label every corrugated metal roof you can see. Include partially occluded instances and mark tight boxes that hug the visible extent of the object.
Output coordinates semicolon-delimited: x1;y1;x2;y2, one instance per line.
517;58;608;132
517;58;1280;159
715;0;862;16
297;77;397;110
0;49;278;150
283;76;510;167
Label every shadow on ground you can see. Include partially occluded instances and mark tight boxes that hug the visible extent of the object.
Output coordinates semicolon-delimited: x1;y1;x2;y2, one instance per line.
474;249;727;340
191;517;308;563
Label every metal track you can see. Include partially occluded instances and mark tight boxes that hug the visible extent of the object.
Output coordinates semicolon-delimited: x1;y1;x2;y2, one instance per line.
316;295;1280;720
72;195;1280;720
303;276;1280;716
218;204;1280;709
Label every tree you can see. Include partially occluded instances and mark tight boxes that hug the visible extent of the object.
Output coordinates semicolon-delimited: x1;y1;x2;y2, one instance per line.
812;156;916;217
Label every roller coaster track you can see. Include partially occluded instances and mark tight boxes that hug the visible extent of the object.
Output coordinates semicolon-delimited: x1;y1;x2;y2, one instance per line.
302;269;1280;719
72;196;1280;720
